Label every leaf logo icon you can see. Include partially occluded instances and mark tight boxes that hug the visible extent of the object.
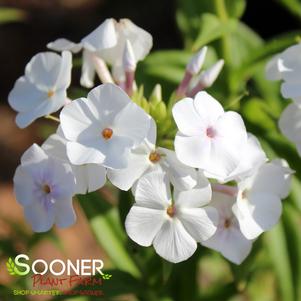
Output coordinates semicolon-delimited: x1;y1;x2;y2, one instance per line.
6;257;22;276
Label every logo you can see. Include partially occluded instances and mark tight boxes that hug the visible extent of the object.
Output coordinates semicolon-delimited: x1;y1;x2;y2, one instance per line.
6;254;112;297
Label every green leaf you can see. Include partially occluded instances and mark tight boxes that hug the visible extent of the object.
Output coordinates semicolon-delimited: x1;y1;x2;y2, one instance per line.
225;0;246;18
276;0;301;19
264;222;295;301
77;192;141;278
192;14;237;50
0;8;26;24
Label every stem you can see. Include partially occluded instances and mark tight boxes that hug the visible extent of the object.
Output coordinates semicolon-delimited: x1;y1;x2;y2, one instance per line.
176;71;193;97
45;115;60;123
91;54;114;84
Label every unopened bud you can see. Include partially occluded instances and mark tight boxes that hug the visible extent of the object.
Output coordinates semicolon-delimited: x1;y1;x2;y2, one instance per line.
123;40;136;72
198;59;224;88
150;84;162;105
186;46;208;75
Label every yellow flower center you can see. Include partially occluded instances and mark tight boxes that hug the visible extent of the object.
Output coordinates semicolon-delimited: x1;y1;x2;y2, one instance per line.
47;90;55;98
149;151;161;163
224;218;231;228
166;205;176;218
42;184;51;194
102;128;113;140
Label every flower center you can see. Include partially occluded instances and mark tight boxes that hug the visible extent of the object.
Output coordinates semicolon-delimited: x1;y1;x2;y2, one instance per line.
47;90;55;98
166;205;176;218
206;127;216;138
241;189;249;200
149;151;161;163
42;184;51;194
102;128;113;140
224;218;231;228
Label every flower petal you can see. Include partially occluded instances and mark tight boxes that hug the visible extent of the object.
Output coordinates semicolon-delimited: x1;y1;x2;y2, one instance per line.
47;38;82;53
153;219;197;263
54;199;76;228
80;50;96;88
134;170;171;209
125;205;166;247
177;207;218;242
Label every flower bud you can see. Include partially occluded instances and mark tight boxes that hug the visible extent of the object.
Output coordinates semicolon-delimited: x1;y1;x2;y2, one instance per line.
150;84;162;105
186;46;208;75
197;59;224;88
123;40;137;72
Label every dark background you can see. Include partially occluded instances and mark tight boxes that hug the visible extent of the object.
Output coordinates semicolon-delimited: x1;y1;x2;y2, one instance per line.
0;0;300;102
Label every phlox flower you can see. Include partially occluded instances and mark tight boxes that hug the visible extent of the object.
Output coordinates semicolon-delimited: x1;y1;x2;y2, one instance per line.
13;144;76;232
233;160;293;240
48;18;152;87
125;170;218;263
202;192;253;265
42;127;106;194
107;119;197;191
8;51;72;128
266;43;301;105
172;91;248;181
60;83;151;169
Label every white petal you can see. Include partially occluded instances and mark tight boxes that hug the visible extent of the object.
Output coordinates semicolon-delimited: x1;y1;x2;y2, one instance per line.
24;202;55;232
234;192;282;239
193;91;224;124
81;18;117;52
107;145;150;190
281;82;301;99
134;170;171;209
47;38;82;53
80;50;96;88
177;207;218;241
87;83;131;125
25;52;63;89
118;19;153;62
55;51;72;90
84;164;107;193
203;226;252;265
54;199;76;228
113;102;150;147
13;165;35;207
174;133;210;168
21;143;48;165
250;160;292;198
8;77;45;112
172;97;204;136
174;170;212;207
279;102;301;143
153;219;197;263
60;97;100;142
265;54;282;81
159;147;197;190
125;205;166;247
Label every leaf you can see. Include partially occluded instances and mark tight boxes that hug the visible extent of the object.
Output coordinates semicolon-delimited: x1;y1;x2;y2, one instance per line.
77;192;141;278
264;222;295;301
192;14;237;50
0;8;26;24
276;0;301;19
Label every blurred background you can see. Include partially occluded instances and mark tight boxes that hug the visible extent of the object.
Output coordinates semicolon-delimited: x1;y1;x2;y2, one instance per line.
1;0;301;301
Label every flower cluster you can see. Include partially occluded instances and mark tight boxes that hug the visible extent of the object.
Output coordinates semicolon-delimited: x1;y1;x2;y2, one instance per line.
9;18;292;264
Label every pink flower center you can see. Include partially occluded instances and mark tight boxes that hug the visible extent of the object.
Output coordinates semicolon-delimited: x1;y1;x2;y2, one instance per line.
206;127;216;138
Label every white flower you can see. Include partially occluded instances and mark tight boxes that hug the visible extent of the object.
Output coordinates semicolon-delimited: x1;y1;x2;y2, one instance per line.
107;119;197;191
48;18;152;87
8;51;72;128
202;192;253;265
42;127;106;194
205;134;267;183
172;91;248;181
186;47;208;75
13;144;76;232
278;102;301;156
60;83;151;169
125;170;218;263
265;43;301;105
233;160;293;240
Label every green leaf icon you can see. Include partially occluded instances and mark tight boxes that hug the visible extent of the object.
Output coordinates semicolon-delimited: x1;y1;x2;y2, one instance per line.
6;257;23;276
